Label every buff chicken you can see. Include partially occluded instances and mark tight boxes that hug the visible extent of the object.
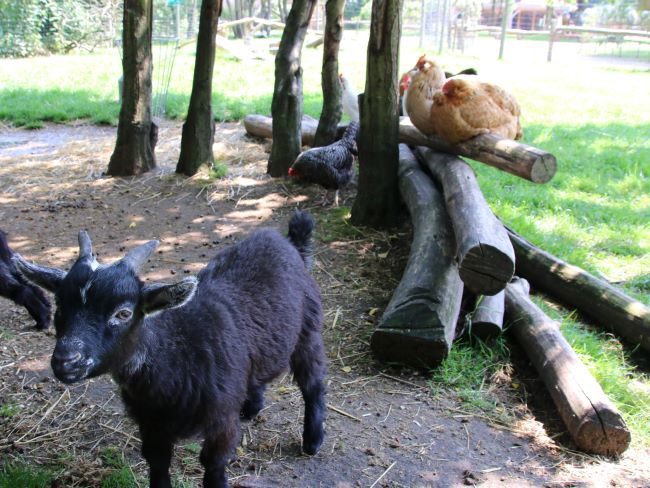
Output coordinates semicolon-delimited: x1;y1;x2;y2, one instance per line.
429;75;523;144
403;55;447;135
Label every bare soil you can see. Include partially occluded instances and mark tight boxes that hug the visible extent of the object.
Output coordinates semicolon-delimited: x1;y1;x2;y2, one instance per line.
1;121;649;487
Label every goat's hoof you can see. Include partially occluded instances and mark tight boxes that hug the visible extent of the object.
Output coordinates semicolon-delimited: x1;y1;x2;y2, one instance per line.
302;434;324;456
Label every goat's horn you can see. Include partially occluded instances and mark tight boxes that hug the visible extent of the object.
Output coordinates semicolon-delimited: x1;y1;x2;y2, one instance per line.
122;240;159;271
78;230;93;259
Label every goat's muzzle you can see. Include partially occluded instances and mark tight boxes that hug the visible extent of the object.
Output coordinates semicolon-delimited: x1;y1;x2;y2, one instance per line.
51;340;93;384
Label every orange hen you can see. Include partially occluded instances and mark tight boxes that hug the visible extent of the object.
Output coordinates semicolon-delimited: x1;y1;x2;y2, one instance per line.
430;75;523;144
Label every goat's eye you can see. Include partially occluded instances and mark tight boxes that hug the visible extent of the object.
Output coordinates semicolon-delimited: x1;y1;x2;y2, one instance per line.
114;309;133;321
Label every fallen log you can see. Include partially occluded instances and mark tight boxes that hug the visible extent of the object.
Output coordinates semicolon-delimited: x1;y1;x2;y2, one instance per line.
243;114;557;183
400;118;556;183
504;277;630;456
243;114;345;147
371;145;463;369
508;228;650;353
470;291;505;339
416;147;514;295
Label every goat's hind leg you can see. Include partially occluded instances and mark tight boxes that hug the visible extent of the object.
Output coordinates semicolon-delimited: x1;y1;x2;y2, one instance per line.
241;383;266;421
291;328;327;455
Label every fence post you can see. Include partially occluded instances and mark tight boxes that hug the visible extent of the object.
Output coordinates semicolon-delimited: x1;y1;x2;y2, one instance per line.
498;0;511;59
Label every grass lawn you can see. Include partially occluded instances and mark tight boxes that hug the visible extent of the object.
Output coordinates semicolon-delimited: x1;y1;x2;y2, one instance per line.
1;30;649;483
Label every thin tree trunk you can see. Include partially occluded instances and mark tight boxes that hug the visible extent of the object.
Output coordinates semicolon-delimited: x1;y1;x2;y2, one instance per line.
313;0;345;147
108;0;157;176
176;0;222;177
350;0;402;228
267;0;317;177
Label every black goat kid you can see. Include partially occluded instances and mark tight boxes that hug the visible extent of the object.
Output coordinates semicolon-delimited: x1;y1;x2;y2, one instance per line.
0;229;51;329
14;212;326;488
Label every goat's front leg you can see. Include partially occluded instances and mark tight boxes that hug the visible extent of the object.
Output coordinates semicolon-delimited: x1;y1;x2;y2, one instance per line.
141;428;174;488
201;413;240;488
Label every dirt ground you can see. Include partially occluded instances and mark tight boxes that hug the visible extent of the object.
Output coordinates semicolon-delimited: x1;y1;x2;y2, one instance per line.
1;120;649;487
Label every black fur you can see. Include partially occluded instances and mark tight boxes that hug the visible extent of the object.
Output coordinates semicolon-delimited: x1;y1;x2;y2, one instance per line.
0;230;51;329
15;212;326;488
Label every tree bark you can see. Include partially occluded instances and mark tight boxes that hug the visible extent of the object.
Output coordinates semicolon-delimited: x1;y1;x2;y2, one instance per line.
107;0;157;177
470;291;505;339
350;0;402;228
267;0;317;177
504;278;631;456
176;0;222;177
508;228;650;353
416;147;515;295
400;118;556;184
313;0;345;147
371;145;463;369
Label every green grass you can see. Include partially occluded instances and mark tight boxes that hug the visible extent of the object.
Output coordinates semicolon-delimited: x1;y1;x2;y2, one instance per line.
0;403;20;418
431;336;512;417
0;32;649;448
0;462;52;488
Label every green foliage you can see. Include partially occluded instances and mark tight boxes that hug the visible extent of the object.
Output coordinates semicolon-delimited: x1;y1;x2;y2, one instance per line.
0;462;52;488
0;0;115;58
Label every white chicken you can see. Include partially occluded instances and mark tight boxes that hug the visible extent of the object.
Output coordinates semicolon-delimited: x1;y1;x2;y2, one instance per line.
338;74;360;122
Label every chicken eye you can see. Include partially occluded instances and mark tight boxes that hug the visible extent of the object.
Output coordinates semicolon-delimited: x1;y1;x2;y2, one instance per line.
114;309;133;322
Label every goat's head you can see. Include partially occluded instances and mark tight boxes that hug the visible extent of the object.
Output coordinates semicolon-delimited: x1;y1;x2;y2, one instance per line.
14;232;197;384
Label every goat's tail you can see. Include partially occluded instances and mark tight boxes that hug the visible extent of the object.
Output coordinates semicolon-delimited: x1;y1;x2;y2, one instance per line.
0;229;12;263
288;210;315;270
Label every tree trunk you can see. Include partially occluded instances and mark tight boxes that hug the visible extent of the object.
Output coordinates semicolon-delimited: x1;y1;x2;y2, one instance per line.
371;145;463;369
176;0;222;177
400;118;556;183
416;147;515;295
107;0;157;177
313;0;345;147
350;0;402;228
504;278;631;456
470;291;505;339
267;0;317;177
507;228;650;353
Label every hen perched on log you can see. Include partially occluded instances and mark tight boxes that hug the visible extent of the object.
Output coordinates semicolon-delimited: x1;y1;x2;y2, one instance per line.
430;75;523;144
288;122;359;206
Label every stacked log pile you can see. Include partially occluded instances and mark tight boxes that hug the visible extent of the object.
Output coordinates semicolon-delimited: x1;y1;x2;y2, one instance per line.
243;114;650;456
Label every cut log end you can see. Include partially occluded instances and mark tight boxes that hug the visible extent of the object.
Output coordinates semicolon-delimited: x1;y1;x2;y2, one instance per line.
530;153;558;184
459;245;515;296
574;409;631;457
371;327;451;369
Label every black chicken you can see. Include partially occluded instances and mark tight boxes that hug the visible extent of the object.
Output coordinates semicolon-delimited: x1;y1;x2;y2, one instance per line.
288;122;359;206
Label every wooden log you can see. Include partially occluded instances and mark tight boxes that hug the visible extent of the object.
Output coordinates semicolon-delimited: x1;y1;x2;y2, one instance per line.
508;228;650;353
243;114;557;183
371;145;463;369
400;118;556;184
416;147;515;295
243;114;345;147
504;277;631;456
470;291;505;339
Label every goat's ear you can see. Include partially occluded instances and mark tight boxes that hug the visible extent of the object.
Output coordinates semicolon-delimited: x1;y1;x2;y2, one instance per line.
12;255;66;292
141;277;197;315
